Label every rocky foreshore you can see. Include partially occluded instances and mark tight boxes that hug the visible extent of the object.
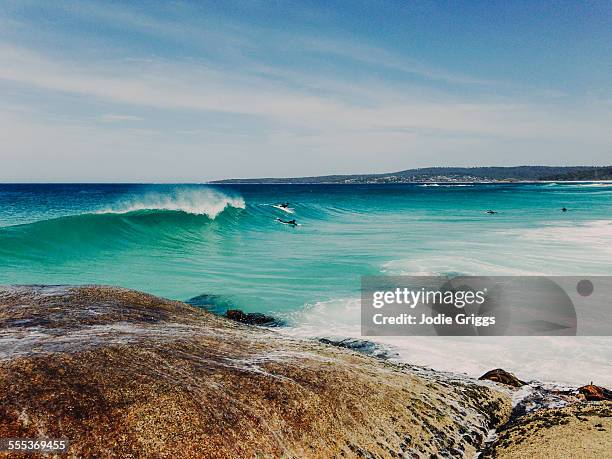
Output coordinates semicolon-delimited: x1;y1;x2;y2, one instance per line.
482;402;611;458
0;286;608;458
476;370;611;458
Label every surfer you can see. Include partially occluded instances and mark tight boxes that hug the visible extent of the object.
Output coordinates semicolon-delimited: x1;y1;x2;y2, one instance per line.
273;202;295;214
561;207;568;212
277;218;297;226
485;210;497;214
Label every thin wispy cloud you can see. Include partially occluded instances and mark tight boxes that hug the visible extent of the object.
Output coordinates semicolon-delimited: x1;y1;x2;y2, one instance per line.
0;1;610;181
99;114;142;122
1;42;609;139
297;38;502;87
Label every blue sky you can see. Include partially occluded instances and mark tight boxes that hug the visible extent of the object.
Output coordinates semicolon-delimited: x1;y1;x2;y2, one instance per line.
1;0;611;181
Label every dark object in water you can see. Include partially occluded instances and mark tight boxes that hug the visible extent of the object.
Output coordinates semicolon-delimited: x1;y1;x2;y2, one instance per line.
561;207;568;212
485;210;498;214
479;368;525;387
277;218;297;226
185;295;284;326
318;337;399;360
578;384;612;401
226;309;283;326
184;293;229;314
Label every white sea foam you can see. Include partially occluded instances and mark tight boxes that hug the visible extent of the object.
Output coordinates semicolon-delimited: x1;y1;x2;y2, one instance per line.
282;297;612;387
381;255;538;276
100;187;245;219
283;298;362;338
571;182;612;187
380;220;612;278
284;218;612;386
516;220;612;256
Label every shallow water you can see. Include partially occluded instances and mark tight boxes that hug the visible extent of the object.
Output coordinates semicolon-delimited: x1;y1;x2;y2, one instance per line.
1;183;611;385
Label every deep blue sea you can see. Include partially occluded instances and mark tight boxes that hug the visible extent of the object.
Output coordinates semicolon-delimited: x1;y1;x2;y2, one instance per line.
1;183;611;385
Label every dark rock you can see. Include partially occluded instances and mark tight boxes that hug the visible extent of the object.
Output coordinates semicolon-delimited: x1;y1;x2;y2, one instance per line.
479;368;525;387
318;337;400;360
225;309;283;326
185;295;284;326
578;384;612;401
184;293;231;314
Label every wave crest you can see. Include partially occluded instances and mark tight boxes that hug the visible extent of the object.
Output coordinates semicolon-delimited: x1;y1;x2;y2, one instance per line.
99;187;245;219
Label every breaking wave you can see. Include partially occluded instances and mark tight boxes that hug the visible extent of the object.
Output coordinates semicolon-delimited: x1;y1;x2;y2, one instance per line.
98;187;245;218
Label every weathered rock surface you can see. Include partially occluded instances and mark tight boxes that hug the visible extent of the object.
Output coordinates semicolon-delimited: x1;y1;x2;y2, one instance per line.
578;384;612;402
482;402;611;458
225;308;283;326
0;285;511;458
318;337;400;360
479;369;526;388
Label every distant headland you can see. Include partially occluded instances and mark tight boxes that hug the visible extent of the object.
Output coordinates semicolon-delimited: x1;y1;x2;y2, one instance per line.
212;166;612;184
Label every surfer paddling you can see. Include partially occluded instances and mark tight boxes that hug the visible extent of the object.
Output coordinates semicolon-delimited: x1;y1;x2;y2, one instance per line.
277;218;298;226
485;210;498;214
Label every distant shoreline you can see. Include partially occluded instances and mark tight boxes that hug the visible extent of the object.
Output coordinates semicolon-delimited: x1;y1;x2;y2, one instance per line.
1;180;612;186
211;165;612;184
210;180;612;185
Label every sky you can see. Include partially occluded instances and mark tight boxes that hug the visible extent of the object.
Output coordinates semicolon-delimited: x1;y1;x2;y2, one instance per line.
0;0;611;182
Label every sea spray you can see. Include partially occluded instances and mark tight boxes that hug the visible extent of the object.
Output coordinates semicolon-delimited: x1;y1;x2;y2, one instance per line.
99;187;245;218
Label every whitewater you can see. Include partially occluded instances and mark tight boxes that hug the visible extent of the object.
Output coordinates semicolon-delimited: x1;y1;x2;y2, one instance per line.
0;183;610;386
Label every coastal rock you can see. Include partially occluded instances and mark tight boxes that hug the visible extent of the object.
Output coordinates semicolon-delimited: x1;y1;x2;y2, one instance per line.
0;286;511;458
225;308;283;326
482;402;612;458
184;293;230;314
479;369;526;388
184;295;284;326
578;384;612;402
511;383;583;418
318;337;400;360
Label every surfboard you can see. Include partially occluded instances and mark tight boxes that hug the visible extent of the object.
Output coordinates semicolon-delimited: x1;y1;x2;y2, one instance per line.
272;204;295;214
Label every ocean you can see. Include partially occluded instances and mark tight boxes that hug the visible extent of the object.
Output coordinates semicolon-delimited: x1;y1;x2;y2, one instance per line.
1;182;611;386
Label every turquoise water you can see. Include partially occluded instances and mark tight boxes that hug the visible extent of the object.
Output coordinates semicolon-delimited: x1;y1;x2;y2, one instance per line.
1;183;611;385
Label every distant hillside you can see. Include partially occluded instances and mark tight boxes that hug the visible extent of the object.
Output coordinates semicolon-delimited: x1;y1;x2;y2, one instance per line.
541;167;612;181
212;166;610;184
